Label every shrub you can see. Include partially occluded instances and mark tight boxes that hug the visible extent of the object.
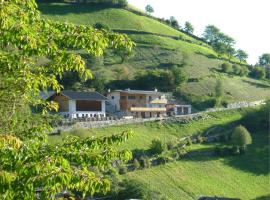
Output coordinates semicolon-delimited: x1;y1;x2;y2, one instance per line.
166;140;177;150
250;66;266;79
186;137;192;146
93;22;110;30
232;64;249;76
231;125;252;150
132;149;146;159
133;158;140;170
155;155;172;165
117;0;128;7
150;139;165;154
196;136;204;143
141;156;151;168
176;147;186;158
116;179;165;200
118;165;128;175
221;63;232;73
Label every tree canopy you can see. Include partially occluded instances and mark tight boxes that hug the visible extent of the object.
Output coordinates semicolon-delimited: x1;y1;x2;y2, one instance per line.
0;0;134;198
231;125;252;148
183;21;194;34
145;4;154;14
259;53;270;66
203;25;238;60
236;49;248;63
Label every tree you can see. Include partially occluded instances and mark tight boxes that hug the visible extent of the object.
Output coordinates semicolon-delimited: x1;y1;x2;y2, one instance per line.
203;25;221;45
250;66;266;79
232;65;249;76
236;49;248;63
214;80;224;106
226;46;236;61
170;16;180;29
203;25;236;58
0;0;135;199
117;0;128;7
145;4;154;14
183;21;194;34
221;63;232;73
231;125;252;152
259;53;270;66
114;46;133;63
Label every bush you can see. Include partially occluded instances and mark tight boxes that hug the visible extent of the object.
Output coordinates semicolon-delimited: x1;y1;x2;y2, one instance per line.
196;136;204;143
176;147;186;158
155;155;172;165
186;137;192;146
231;125;252;150
141;156;151;168
250;66;266;79
118;165;128;175
166;140;177;150
150;139;165;154
93;22;110;30
117;0;128;7
232;65;249;76
221;63;232;73
116;179;166;200
133;158;140;170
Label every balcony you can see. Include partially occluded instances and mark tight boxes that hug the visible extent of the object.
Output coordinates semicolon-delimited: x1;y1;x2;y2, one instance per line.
130;107;166;112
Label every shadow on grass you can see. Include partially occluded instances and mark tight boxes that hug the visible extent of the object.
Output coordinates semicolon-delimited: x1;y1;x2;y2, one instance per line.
224;132;269;175
251;194;270;200
183;132;270;176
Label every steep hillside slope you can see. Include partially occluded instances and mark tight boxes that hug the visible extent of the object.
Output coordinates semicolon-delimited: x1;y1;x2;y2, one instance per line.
38;2;270;109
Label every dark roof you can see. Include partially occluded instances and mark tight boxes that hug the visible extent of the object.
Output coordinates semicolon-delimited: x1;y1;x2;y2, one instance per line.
49;91;109;101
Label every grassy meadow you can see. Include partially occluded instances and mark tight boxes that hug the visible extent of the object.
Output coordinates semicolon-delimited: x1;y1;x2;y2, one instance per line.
48;107;269;200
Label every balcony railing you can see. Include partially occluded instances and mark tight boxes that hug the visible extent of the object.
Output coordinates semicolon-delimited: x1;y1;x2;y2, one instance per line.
130;107;166;112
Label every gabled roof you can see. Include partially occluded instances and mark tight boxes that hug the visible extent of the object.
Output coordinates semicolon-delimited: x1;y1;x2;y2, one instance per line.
47;91;109;101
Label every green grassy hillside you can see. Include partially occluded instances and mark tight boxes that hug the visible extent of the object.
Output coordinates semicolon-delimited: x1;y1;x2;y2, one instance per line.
38;2;270;108
49;108;270;200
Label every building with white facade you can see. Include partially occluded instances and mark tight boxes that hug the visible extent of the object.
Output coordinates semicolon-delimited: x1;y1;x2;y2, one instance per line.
47;91;108;119
106;89;168;118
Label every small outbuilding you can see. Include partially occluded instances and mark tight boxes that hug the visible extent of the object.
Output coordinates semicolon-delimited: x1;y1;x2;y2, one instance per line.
47;91;108;119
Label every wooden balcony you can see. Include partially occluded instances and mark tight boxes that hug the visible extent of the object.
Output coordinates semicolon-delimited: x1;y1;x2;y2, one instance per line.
130;107;166;112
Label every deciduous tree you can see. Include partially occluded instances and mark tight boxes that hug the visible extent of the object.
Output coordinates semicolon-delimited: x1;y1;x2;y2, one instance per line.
183;21;194;34
0;0;134;198
236;49;248;63
231;125;252;152
145;4;154;14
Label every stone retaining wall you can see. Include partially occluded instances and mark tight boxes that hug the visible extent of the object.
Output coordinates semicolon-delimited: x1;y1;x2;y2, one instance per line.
53;100;264;132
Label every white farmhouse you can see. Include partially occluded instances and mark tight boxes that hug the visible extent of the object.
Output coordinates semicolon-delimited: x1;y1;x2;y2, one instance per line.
47;91;108;119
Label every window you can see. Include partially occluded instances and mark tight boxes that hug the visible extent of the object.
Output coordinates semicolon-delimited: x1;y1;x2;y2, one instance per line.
111;96;115;100
120;96;126;100
128;96;136;100
140;96;143;100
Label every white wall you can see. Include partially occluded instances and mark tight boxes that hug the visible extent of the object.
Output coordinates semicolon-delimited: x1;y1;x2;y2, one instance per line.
107;92;120;111
63;100;106;119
